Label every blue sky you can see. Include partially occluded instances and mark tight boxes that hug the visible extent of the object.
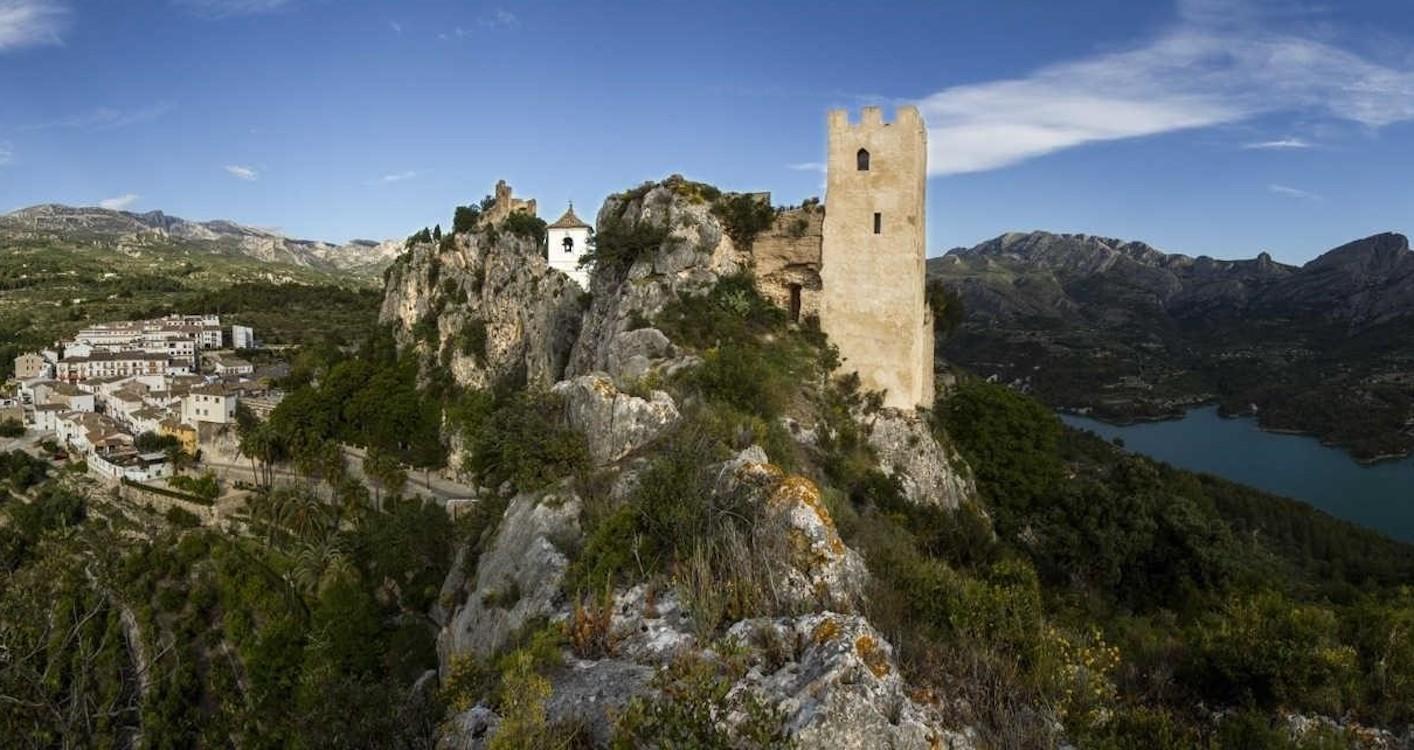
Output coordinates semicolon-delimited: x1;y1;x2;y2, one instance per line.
1;0;1412;263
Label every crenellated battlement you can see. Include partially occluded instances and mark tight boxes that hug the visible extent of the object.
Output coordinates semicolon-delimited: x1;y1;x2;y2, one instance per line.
827;105;925;132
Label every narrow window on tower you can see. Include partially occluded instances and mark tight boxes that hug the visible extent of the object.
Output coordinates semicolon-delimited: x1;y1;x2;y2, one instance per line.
873;212;882;234
856;148;870;171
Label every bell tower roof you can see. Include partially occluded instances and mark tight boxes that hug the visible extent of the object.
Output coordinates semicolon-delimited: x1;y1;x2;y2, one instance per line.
548;202;591;230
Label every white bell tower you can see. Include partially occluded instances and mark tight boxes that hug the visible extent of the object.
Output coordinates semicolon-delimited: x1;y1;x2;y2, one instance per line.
546;202;593;287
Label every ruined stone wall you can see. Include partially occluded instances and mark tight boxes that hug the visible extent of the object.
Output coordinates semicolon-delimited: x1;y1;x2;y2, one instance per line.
752;206;824;324
478;179;537;226
819;107;934;409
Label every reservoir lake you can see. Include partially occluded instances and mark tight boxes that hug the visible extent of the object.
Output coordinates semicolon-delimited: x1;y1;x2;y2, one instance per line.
1061;406;1414;543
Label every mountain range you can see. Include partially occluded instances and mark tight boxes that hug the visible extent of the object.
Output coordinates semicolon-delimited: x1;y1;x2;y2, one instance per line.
929;230;1414;460
0;203;401;278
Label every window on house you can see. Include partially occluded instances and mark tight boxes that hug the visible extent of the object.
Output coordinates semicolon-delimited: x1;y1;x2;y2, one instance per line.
857;148;870;171
873;212;882;234
563;236;574;253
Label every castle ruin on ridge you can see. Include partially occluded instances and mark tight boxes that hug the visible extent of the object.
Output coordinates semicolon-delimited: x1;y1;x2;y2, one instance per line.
752;106;934;410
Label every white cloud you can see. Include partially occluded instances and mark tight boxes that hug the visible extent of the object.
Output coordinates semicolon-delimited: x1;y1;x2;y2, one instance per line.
1243;138;1313;150
224;164;258;181
0;0;69;51
787;162;825;173
99;193;139;210
0;142;11;165
377;170;419;184
173;0;293;18
479;9;516;30
917;0;1414;176
389;20;401;33
1269;183;1321;200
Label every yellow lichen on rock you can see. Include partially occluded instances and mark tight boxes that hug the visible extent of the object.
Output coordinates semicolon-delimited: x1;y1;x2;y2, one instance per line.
811;617;841;644
854;634;891;678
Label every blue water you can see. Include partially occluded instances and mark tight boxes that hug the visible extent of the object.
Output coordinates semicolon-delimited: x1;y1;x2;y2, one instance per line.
1061;406;1414;543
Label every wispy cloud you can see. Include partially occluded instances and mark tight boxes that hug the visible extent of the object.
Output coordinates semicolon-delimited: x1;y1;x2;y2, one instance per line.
917;0;1414;176
1269;183;1321;200
19;101;174;131
0;0;70;51
479;9;516;30
0;141;12;165
1243;137;1313;150
373;170;420;185
173;0;294;18
786;162;825;173
389;20;401;33
224;164;258;181
99;193;139;210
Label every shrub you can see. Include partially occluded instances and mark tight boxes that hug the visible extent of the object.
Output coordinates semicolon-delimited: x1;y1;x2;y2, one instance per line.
926;279;965;337
1186;590;1359;715
458;318;488;363
452;205;480;234
0;419;23;438
465;390;588;491
612;652;788;749
502;212;547;244
580;215;672;277
710;193;776;250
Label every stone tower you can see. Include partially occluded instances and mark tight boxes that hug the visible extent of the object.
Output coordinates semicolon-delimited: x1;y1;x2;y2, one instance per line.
819;106;934;410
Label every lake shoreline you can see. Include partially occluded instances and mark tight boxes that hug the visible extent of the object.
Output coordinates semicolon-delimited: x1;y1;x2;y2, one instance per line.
1059;403;1411;466
1061;406;1414;544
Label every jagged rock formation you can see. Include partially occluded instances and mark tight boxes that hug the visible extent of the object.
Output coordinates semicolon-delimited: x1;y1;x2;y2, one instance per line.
380;230;585;392
725;614;975;749
551;374;680;466
402;177;977;748
867;409;975;509
438;488;582;667
0;203;400;277
567;179;746;377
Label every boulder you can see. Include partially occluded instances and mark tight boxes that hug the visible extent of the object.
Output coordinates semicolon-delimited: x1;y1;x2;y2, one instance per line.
438;489;582;672
764;476;869;610
437;706;499;750
726;614;974;750
604;327;674;385
553;373;680;466
867;409;974;509
543;659;655;747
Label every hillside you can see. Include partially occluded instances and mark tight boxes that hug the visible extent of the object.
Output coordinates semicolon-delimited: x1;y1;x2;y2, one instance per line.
0;205;389;375
1;204;401;277
929;231;1414;460
4;185;1414;748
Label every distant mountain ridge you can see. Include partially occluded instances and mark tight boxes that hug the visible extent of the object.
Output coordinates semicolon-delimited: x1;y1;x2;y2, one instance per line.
932;230;1414;330
929;230;1414;460
1;203;401;277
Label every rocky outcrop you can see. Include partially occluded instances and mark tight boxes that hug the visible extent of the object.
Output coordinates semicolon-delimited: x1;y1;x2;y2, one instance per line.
567;178;746;378
714;446;869;610
552;373;680;466
726;614;975;750
380;228;585;392
601;327;700;387
438;489;582;672
867;409;975;508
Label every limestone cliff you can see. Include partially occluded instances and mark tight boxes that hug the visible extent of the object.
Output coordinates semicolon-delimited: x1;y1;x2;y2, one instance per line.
379;229;585;392
567;177;746;378
388;177;978;748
